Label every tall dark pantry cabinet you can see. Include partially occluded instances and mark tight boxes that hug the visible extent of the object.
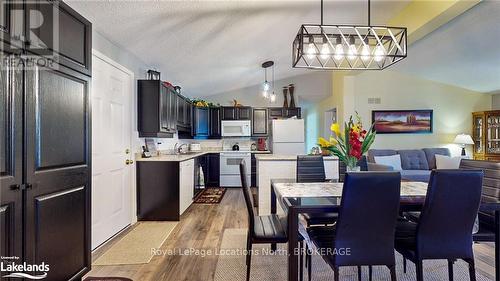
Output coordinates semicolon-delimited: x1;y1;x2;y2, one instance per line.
1;1;92;280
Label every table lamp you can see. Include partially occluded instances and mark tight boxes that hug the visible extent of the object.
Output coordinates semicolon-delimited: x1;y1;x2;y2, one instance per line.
453;134;474;156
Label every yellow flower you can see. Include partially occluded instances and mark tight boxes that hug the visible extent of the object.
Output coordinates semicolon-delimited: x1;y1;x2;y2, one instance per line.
329;137;338;146
318;137;331;148
330;123;340;135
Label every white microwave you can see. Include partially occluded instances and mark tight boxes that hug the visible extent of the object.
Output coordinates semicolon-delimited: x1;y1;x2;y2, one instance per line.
221;120;251;137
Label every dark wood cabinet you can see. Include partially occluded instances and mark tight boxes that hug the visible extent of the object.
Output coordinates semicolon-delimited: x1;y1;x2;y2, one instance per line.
268;107;301;119
25;0;92;75
209;107;221;138
24;63;91;281
206;153;220;188
0;50;23;274
193;107;209;138
138;80;176;138
252;108;268;136
0;3;92;280
251;154;257;187
221;106;252;120
176;95;192;133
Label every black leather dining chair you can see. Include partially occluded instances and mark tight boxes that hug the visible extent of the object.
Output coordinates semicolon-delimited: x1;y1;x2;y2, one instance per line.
307;172;402;281
395;170;483;281
297;155;337;226
240;161;305;281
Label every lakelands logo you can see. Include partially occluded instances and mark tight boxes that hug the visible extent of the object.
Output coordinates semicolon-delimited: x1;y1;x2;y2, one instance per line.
1;256;49;280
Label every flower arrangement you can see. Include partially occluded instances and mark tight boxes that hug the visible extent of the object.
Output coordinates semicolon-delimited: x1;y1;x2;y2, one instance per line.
318;113;376;171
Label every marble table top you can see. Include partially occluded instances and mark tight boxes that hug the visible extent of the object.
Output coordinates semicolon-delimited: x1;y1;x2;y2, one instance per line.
273;181;428;200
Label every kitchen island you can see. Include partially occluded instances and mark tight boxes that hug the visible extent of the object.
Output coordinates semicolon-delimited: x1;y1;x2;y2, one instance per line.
255;154;339;215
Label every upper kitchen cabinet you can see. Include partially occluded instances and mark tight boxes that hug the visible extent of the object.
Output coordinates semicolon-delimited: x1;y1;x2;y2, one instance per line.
221;106;252;120
268;107;301;119
25;0;92;76
0;0;24;50
138;80;176;138
176;94;192;133
192;107;209;139
209;107;221;138
252;108;268;136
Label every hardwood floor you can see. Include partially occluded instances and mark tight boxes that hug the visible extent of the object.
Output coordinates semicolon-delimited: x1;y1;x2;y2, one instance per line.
85;189;496;281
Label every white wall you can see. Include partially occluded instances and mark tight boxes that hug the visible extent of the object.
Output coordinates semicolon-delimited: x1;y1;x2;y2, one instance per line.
199;71;333;107
347;71;491;156
493;93;500;110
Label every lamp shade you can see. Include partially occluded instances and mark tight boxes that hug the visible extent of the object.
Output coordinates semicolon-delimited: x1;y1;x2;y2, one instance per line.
453;134;474;145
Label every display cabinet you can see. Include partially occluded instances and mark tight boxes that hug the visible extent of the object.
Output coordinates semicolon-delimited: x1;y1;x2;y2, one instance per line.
472;110;500;161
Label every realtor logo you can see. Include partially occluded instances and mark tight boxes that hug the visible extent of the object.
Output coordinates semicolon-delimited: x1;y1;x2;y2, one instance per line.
1;0;59;69
1;256;49;280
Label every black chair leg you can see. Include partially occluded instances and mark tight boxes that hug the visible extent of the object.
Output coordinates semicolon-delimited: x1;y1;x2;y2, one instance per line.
448;259;454;281
333;267;340;281
246;236;252;281
300;241;304;281
307;246;312;281
369;265;373;281
415;260;424;281
388;265;397;281
357;266;362;281
271;243;277;252
467;258;477;281
403;256;407;273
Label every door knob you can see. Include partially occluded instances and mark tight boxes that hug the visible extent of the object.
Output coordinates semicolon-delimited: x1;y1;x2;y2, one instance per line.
10;184;21;191
126;159;134;165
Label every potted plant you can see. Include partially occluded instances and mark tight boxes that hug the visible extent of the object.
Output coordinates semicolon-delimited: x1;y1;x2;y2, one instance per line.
318;113;376;171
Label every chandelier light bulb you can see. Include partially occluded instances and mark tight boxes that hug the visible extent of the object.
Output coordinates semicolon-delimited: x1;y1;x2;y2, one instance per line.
320;43;330;60
347;44;357;61
270;92;276;103
333;44;344;61
374;45;386;62
361;45;370;62
263;81;270;92
262;90;269;99
306;43;316;59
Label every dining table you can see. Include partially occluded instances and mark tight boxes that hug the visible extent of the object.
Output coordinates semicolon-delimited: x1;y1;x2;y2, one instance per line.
270;179;500;281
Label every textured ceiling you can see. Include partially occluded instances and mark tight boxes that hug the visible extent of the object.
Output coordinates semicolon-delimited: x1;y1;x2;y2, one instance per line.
393;1;500;93
68;0;410;97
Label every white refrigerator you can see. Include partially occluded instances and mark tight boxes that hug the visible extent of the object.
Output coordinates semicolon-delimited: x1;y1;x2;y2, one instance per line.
271;119;305;155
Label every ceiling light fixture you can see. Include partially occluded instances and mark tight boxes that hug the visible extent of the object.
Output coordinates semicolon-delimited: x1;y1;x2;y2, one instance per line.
292;0;407;70
261;61;276;103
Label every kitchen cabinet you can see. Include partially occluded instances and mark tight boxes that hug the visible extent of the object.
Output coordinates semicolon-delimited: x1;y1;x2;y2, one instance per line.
0;2;92;279
221;106;252;120
176;95;192;133
193;107;210;138
206;153;220;187
268;107;302;119
138;80;176;138
210;107;221;138
179;160;195;215
252;108;268;136
25;0;92;75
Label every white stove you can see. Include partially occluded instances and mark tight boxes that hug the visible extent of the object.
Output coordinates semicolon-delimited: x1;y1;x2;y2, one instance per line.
219;150;251;187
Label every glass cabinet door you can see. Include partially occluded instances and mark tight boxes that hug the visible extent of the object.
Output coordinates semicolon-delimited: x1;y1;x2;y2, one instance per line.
487;113;500;154
473;115;483;154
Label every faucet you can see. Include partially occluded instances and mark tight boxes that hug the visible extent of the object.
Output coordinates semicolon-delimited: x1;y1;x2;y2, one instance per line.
174;143;188;155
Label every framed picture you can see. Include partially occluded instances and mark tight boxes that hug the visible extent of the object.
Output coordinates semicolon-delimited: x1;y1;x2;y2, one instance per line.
372;110;433;134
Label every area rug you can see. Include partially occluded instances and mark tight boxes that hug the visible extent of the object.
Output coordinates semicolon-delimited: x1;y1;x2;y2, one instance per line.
194;188;226;204
93;222;177;266
83;277;133;281
214;228;492;281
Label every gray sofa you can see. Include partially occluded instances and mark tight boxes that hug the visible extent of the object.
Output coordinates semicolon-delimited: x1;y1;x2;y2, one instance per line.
367;148;451;182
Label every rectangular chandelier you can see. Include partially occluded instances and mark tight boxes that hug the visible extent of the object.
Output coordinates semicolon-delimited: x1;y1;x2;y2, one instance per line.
292;25;407;70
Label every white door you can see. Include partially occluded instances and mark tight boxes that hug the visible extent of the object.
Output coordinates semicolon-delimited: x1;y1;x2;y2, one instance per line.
91;52;134;250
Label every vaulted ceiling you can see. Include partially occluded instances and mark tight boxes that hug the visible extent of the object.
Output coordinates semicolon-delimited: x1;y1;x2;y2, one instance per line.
68;0;410;96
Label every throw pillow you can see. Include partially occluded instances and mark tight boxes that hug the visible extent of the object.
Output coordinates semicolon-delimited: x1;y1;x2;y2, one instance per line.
435;154;461;169
374;155;402;171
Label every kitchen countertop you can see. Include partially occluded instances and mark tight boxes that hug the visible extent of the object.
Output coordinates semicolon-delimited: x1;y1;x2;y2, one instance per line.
255;154;338;161
136;150;272;162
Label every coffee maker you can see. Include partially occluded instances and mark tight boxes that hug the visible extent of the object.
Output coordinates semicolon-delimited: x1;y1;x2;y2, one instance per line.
257;138;267;151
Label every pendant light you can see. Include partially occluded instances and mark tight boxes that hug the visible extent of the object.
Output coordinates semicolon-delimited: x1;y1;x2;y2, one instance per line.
261;61;276;103
292;0;407;70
